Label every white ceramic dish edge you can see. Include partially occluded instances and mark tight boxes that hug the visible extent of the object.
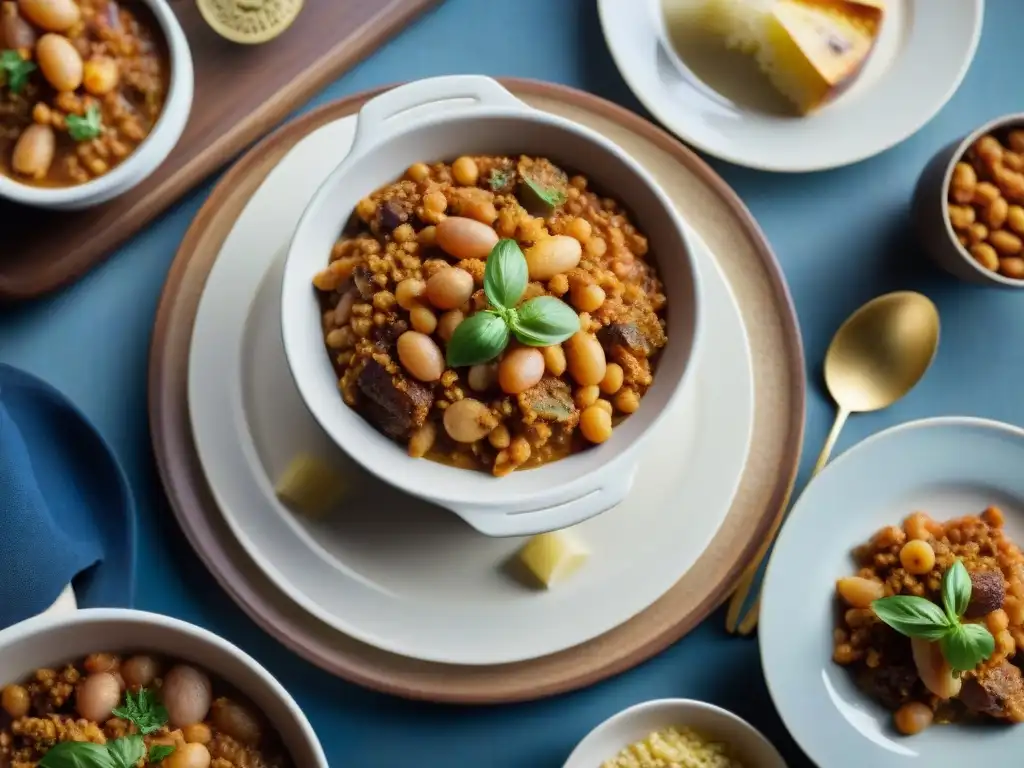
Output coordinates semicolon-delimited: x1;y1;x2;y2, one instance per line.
562;698;787;768
0;0;194;209
0;608;328;767
280;75;703;538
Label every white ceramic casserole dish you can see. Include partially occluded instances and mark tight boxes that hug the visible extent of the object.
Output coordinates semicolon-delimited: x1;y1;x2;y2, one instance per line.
281;75;701;537
0;608;328;766
0;0;193;210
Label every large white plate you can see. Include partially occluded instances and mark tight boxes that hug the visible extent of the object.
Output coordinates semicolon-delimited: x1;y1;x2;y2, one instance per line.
761;418;1024;768
599;0;983;172
187;113;754;665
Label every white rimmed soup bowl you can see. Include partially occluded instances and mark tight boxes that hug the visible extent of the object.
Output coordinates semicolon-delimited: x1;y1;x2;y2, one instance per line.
281;75;701;538
0;0;193;210
0;608;328;767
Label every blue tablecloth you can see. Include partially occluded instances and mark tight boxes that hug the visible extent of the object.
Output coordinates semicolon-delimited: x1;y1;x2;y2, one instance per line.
1;1;1022;765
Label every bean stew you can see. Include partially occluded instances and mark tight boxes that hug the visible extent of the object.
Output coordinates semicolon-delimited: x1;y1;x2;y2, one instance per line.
0;0;168;187
0;651;293;767
312;154;668;477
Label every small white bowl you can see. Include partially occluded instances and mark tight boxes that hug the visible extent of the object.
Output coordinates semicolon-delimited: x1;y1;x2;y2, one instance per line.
563;698;787;768
0;0;193;210
281;75;702;538
0;608;328;767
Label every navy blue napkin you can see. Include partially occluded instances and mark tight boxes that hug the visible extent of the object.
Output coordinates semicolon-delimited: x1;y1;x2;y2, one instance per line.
0;393;104;628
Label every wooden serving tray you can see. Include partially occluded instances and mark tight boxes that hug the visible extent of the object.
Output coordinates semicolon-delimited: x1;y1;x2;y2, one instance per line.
0;0;440;302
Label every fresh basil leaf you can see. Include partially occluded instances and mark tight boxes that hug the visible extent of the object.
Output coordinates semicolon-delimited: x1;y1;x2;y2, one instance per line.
107;735;146;768
510;296;580;346
522;177;567;207
111;689;168;735
940;622;995;672
0;49;36;94
445;311;509;368
148;744;176;764
942;559;972;620
871;595;953;640
67;103;102;142
37;741;115;768
483;239;527;310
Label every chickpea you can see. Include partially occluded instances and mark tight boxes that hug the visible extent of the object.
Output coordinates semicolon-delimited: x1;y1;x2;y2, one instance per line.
423;191;447;214
987;608;1010;635
575;384;600;408
966;222;988;245
580;405;613;444
436;310;464;342
418;225;437;247
488;424;511;449
899;540;935;575
1010;131;1024;153
987;196;1009;230
973;182;1001;207
1006;152;1024;173
498;348;545;395
949;162;977;204
18;0;80;32
467;363;497;392
586;236;607;258
570;282;606;313
565;217;592;243
1008;205;1024;236
990;229;1023;256
970;243;1000;271
408;422;437;458
836;576;884;608
452;156;479;186
947;204;975;231
409;305;437;335
1001;257;1024;279
76;672;121;722
463;199;498;225
508;436;531;464
406;162;430;182
1;684;30;718
82;56;119;96
121;655;158;691
565;331;607;386
995;166;1024;202
548;273;569;296
614;388;640;414
425;267;474;310
599;362;624;395
974;135;1003;165
594;399;613;416
396;331;445;382
36;33;83;92
893;702;933;736
443;398;496;443
11;123;55;179
541;345;566;376
165;742;211;768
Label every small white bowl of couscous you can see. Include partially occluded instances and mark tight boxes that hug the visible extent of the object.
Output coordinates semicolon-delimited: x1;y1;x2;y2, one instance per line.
563;699;787;768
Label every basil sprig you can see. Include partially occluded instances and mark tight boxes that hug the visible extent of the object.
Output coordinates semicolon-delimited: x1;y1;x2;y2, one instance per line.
38;688;175;768
871;559;995;672
446;239;580;368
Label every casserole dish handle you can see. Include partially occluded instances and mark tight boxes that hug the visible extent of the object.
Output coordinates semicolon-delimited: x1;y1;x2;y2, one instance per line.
449;465;638;538
350;75;528;157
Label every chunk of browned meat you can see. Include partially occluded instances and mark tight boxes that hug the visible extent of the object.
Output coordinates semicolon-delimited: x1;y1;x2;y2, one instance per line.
377;199;410;231
518;377;579;428
357;359;432;439
960;661;1024;721
597;323;652;358
966;570;1006;618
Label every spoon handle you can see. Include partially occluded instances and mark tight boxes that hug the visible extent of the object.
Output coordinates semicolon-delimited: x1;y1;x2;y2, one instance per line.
725;407;850;634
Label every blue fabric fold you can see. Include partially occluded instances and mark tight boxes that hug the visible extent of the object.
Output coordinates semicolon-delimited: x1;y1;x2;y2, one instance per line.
0;394;104;628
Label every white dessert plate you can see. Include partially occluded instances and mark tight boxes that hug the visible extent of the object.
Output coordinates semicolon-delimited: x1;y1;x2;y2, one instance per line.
187;113;754;666
598;0;983;172
761;418;1024;768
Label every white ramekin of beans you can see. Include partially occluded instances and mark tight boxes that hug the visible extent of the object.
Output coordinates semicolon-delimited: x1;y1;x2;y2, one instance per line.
914;113;1024;287
281;75;702;537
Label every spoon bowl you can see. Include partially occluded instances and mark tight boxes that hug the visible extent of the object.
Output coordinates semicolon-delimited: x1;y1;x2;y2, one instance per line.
824;291;941;414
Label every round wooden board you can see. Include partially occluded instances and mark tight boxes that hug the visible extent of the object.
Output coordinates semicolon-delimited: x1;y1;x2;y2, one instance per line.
148;79;805;704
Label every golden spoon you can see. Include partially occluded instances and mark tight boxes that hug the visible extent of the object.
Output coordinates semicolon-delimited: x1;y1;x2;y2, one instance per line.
726;291;941;635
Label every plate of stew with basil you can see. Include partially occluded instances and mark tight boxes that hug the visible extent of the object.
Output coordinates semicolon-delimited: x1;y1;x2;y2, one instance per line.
0;0;168;187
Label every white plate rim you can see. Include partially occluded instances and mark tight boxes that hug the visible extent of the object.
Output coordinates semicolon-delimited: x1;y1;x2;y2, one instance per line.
598;0;985;172
760;416;1024;767
186;112;755;665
